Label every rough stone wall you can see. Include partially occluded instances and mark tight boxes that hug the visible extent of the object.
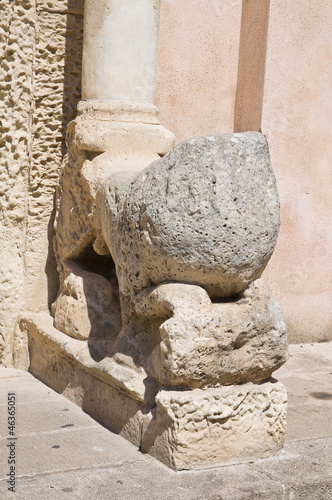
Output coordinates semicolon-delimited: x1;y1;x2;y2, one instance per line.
0;0;34;365
0;0;83;365
27;0;83;311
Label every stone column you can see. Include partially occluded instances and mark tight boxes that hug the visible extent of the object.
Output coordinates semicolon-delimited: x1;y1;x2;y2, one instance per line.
74;0;174;155
52;0;174;296
82;0;159;103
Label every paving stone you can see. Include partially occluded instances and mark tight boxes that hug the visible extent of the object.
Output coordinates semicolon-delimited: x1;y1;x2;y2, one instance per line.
0;343;331;499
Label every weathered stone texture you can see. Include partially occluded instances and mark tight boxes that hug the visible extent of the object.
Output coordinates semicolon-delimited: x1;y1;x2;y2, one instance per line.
135;279;287;388
0;0;34;364
0;0;83;364
53;261;121;341
53;133;95;269
27;2;83;311
50;124;287;467
20;311;288;471
122;132;280;299
94;132;285;391
142;381;288;470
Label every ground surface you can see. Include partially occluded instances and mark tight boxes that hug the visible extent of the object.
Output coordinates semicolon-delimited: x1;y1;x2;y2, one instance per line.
0;343;331;499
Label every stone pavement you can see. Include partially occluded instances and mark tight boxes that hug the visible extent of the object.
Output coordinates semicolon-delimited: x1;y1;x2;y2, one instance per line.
0;343;331;500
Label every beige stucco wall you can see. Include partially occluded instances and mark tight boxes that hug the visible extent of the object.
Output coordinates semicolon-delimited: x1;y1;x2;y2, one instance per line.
156;0;332;343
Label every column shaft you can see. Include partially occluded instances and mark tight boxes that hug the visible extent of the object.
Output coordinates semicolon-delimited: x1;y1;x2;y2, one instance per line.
82;0;160;103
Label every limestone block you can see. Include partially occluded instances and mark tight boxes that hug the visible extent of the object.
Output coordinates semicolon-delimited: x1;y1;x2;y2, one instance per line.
23;313;147;448
22;312;287;470
135;279;287;387
121;132;280;298
53;262;121;341
21;312;157;407
141;381;288;470
54;127;96;267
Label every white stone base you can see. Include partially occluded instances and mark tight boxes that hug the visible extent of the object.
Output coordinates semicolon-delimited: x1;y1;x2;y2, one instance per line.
142;382;287;470
18;312;287;470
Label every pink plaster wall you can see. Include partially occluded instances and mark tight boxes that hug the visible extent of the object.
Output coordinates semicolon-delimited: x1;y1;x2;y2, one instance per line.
262;0;332;342
155;0;242;142
156;0;332;343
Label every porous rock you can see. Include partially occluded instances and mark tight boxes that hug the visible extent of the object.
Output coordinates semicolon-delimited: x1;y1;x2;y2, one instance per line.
53;262;121;341
135;278;287;387
122;132;280;298
0;0;84;365
141;380;288;470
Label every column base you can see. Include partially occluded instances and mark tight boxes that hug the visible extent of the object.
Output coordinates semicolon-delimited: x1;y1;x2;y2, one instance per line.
73;100;175;155
142;382;287;470
17;312;287;470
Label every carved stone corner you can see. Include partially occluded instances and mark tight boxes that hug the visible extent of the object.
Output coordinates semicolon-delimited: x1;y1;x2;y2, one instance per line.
32;129;288;470
142;382;288;470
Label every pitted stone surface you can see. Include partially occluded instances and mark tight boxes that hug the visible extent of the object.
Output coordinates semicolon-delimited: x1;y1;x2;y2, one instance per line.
135;279;288;387
123;132;280;298
142;380;287;470
0;0;35;365
0;0;84;365
53;262;121;341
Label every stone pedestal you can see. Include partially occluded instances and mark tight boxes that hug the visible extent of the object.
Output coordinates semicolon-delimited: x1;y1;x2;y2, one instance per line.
20;130;289;470
15;0;288;471
19;311;287;470
142;382;287;470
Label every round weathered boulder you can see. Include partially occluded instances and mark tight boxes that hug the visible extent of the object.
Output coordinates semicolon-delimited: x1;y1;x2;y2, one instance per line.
123;132;280;298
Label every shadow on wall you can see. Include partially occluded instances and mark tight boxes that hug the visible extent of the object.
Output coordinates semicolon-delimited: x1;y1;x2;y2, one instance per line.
61;0;84;156
45;0;84;309
77;247;122;362
234;0;270;133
